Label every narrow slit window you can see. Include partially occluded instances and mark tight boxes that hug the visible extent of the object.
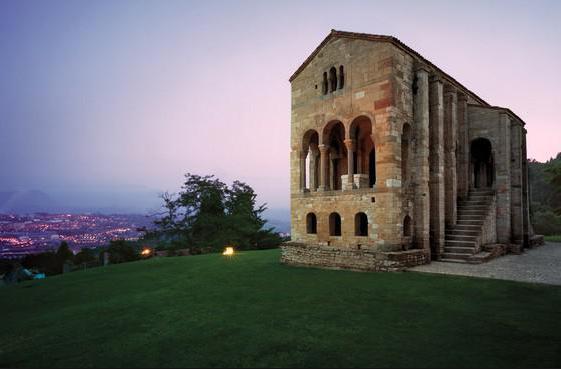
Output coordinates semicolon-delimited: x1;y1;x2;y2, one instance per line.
338;65;344;89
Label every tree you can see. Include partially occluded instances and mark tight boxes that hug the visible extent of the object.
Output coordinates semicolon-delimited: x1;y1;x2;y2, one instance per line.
223;180;282;250
529;153;561;235
151;174;284;252
74;248;96;265
56;241;74;264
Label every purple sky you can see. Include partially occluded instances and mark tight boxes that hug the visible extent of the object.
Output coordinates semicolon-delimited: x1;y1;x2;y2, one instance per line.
1;0;560;211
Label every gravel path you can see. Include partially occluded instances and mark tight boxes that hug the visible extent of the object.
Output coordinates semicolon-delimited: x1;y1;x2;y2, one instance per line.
408;242;561;285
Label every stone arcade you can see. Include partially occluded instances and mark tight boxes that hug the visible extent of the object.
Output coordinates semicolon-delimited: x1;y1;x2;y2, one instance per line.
281;30;544;272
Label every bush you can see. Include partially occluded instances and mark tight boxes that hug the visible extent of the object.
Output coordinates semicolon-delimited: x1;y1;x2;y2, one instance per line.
532;210;561;235
107;240;139;264
74;248;97;265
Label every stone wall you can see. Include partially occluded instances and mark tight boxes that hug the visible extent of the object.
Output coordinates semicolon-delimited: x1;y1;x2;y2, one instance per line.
290;37;404;251
481;195;497;248
280;242;429;272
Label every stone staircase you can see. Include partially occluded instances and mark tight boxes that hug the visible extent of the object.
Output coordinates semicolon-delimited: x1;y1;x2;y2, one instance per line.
442;188;495;263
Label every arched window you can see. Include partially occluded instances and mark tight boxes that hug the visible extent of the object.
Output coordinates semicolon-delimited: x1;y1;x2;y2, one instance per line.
322;72;328;95
355;212;368;236
338;66;345;89
329;212;341;236
329;67;337;92
323;121;346;191
401;123;411;184
302;130;319;191
403;215;412;237
306;213;317;234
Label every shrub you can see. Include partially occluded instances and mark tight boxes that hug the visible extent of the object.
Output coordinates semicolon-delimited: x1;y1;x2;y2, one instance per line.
107;240;139;264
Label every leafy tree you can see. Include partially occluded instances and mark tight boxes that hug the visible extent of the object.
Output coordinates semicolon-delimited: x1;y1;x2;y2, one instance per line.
56;241;74;264
223;180;281;250
187;175;227;250
151;173;284;252
529;153;561;234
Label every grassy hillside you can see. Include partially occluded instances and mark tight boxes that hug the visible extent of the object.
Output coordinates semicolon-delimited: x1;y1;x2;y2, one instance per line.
1;249;561;368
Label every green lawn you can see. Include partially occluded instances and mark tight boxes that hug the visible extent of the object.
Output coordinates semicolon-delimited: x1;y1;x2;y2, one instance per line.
544;235;561;243
1;249;561;368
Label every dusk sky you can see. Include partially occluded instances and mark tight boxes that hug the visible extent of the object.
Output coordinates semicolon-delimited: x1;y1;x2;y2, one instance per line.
1;0;560;212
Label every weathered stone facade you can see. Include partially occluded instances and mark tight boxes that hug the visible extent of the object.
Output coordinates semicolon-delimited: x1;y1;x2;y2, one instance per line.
282;30;543;271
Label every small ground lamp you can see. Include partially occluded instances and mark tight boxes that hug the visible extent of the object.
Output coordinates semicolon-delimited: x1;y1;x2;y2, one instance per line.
222;246;235;256
140;247;153;258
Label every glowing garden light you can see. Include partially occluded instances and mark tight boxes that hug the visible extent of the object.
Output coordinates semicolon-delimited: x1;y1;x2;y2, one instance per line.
222;246;235;256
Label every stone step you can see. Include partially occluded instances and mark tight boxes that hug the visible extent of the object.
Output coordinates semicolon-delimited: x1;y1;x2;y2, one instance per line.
444;246;476;254
440;258;469;264
458;213;487;220
445;240;476;248
469;192;495;196
468;188;495;195
468;196;493;201
453;223;483;232
456;219;483;225
459;209;487;215
442;252;471;260
447;229;479;236
459;201;490;206
458;205;489;210
445;234;477;242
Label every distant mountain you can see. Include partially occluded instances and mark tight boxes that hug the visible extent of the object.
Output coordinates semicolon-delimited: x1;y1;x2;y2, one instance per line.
0;190;57;213
0;188;162;215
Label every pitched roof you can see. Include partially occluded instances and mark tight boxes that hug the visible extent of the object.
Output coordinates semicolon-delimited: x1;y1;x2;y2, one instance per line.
289;30;490;107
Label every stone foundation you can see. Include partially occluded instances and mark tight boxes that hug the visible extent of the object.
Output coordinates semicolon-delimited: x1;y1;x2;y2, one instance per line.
529;235;545;248
280;242;430;272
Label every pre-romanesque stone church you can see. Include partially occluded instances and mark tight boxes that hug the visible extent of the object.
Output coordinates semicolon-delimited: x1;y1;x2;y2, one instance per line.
281;30;543;272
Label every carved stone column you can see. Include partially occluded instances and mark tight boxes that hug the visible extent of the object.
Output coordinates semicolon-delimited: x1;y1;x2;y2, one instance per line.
344;139;356;189
299;150;308;192
309;143;319;191
318;144;329;191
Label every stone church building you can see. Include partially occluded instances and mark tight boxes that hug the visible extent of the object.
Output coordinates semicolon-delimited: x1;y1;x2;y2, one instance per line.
281;30;543;272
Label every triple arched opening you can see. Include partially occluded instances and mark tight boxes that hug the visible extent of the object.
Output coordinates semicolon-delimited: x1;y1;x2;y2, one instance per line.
300;116;376;191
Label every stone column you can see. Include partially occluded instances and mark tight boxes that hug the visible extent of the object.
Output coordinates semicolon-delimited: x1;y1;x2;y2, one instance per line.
318;144;329;191
496;112;511;244
456;93;469;199
309;144;319;191
444;85;458;227
344;139;356;189
299;150;307;192
413;67;431;252
510;122;523;245
429;75;445;259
